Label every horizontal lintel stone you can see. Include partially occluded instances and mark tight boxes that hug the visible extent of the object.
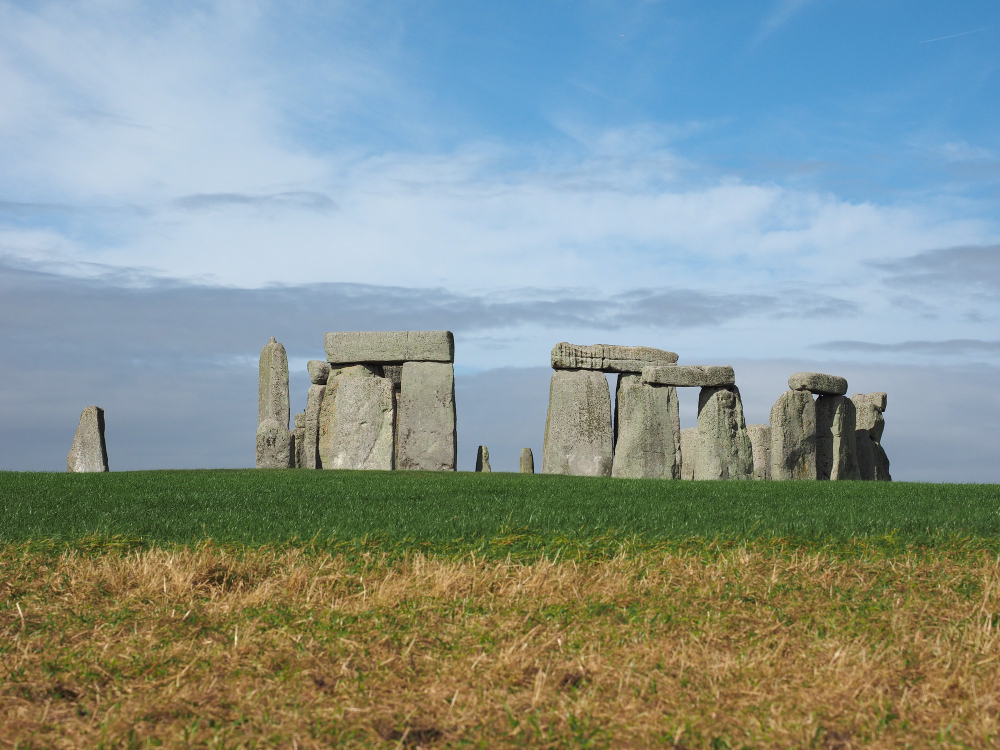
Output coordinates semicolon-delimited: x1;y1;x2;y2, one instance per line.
642;365;734;387
325;331;454;365
788;371;847;396
551;342;678;373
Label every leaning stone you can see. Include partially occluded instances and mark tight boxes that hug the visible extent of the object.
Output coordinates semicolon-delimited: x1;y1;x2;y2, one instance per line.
475;446;491;472
325;331;454;365
256;418;292;469
746;424;770;481
520;448;534;474
324;373;395;470
853;391;887;412
816;396;860;481
550;342;678;373
307;360;331;385
852;397;885;442
643;365;735;388
612;374;680;479
396;362;457;471
67;406;109;472
769;390;817;480
788;372;848;396
258;337;290;428
304;385;325;469
695;386;753;480
541;370;613;476
679;428;697;480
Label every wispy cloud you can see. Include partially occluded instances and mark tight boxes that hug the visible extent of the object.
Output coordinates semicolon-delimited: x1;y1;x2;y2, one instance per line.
875;244;1000;291
813;339;1000;357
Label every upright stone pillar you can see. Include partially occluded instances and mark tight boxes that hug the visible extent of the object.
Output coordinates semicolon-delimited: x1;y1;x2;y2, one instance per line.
67;406;109;472
396;362;457;471
542;370;613;476
322;365;394;470
520;448;535;474
695;386;753;480
816;396;860;480
769;390;816;480
257;337;292;468
292;413;305;468
475;445;491;472
303;384;325;469
679;427;697;480
746;424;771;481
852;393;891;481
612;374;680;479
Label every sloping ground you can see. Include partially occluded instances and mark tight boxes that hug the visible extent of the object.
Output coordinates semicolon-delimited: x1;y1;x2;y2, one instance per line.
2;542;999;748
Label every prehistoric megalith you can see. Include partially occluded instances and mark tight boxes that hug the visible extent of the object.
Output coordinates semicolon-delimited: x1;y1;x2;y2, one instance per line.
551;342;678;372
475;445;491;472
257;337;292;469
852;392;891;481
816;395;860;480
612;373;680;479
679;427;697;480
322;366;394;471
395;361;457;471
746;424;771;481
542;369;613;477
303;384;325;469
67;406;109;472
769;390;817;480
292;412;305;468
695;386;753;480
520;448;534;474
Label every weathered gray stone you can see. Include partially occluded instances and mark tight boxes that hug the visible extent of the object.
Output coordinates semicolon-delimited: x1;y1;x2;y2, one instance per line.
317;365;380;468
67;406;109;472
855;430;877;481
475;445;491;472
324;331;454;365
612;374;680;479
816;395;860;481
769;390;817;480
258;337;290;428
520;448;534;474
746;424;771;481
873;442;892;481
541;370;613;476
852;397;885;441
293;412;305;429
853;392;887;413
695;386;753;480
256;418;292;469
324;372;395;470
307;360;331;385
642;365;735;388
293;427;304;468
383;365;403;389
550;342;678;373
679;428;697;480
788;372;848;396
304;384;325;469
396;362;457;471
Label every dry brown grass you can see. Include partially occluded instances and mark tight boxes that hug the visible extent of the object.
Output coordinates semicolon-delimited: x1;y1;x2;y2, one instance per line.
2;543;1000;748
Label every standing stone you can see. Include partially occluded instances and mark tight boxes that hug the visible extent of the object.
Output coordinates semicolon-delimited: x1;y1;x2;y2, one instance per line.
258;337;290;427
292;412;306;468
256;418;293;469
307;360;331;385
317;365;380;468
67;406;109;473
816;396;860;481
679;427;697;480
541;370;613;477
695;386;753;480
746;424;771;481
325;371;395;470
769;390;817;480
852;394;890;481
304;384;325;469
395;362;457;471
475;445;491;472
612;374;680;479
520;448;535;474
873;443;892;482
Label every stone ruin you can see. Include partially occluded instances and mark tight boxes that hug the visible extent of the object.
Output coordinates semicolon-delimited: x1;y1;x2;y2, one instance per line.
67;405;109;473
255;332;890;481
257;331;457;471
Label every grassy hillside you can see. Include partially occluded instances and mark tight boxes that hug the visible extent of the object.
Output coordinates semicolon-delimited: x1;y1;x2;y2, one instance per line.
2;469;999;551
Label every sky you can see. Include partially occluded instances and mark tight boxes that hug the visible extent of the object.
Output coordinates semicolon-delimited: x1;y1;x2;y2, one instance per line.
1;0;999;479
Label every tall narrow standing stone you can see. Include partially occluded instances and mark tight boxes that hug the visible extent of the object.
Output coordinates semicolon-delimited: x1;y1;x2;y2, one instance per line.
816;395;860;480
293;412;305;468
542;370;613;477
257;337;292;468
475;446;491;472
324;366;394;470
679;427;697;480
395;362;457;471
746;424;771;481
520;448;535;474
769;390;816;480
303;384;325;469
852;394;891;481
612;374;680;479
317;365;378;468
695;386;753;480
67;406;109;472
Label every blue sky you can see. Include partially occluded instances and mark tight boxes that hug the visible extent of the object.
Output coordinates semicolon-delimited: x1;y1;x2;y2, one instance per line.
1;0;999;477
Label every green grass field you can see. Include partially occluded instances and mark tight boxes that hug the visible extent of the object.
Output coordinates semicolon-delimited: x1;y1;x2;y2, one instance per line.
2;469;999;551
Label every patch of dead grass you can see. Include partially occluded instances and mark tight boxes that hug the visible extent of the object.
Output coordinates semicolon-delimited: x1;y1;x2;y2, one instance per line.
1;542;999;748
